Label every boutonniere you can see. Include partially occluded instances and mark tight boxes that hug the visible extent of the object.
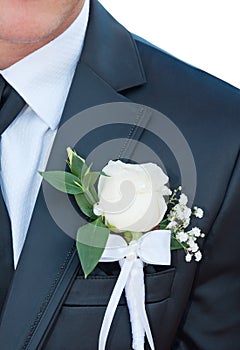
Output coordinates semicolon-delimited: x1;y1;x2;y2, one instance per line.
40;148;204;350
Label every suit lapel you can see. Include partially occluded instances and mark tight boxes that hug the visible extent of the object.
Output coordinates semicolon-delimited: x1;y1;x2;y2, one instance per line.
0;1;146;348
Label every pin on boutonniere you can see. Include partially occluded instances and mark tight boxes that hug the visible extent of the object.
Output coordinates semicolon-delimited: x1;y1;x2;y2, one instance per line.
40;148;204;350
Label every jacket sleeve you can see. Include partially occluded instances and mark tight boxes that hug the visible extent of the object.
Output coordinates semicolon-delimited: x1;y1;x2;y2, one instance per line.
174;150;240;350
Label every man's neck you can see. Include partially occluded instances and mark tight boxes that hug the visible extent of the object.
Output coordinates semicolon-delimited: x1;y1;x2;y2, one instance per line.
0;1;85;70
0;41;49;69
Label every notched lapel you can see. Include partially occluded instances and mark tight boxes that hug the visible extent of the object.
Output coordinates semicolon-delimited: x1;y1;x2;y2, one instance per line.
81;0;146;92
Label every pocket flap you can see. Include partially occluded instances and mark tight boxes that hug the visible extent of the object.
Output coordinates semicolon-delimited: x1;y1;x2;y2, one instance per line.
64;267;176;306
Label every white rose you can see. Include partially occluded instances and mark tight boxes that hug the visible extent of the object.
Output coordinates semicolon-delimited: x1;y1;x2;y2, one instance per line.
93;160;169;232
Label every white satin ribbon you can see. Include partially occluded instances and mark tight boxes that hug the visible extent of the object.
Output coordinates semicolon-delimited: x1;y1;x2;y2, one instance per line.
99;229;171;350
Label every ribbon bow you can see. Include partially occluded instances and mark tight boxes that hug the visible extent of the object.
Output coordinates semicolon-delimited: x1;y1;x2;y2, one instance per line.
99;229;171;350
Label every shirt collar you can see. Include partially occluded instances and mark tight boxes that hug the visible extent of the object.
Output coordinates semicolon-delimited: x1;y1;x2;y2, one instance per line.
0;0;90;130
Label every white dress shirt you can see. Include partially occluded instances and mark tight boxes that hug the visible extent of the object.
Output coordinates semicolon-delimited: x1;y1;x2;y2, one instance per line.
0;0;90;268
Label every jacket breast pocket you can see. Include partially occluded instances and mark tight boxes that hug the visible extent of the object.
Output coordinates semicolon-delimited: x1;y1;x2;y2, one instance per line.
43;267;176;350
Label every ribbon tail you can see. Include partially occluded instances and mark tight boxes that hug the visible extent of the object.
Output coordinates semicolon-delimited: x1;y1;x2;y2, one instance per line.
123;259;155;350
138;292;155;350
98;259;134;350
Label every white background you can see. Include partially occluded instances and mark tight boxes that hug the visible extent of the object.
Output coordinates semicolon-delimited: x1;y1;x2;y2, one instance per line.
99;0;240;89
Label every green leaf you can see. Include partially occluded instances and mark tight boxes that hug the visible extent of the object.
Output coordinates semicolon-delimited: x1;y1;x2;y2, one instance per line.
80;170;100;204
39;171;83;194
123;231;133;244
74;193;97;219
123;231;142;243
84;163;93;177
171;237;185;250
67;147;86;179
88;184;99;203
82;172;100;189
99;171;110;177
159;219;169;230
76;218;110;278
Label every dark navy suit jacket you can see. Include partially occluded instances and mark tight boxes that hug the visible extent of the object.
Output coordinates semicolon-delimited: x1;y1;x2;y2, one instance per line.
0;1;239;349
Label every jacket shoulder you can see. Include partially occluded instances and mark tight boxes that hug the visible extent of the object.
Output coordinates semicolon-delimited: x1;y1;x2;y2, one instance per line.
133;34;239;96
129;34;240;131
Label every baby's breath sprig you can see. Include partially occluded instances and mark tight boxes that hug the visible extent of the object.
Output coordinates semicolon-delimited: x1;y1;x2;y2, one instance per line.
160;186;205;262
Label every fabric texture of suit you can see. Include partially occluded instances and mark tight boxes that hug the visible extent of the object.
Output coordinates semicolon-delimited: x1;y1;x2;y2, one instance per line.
0;1;239;349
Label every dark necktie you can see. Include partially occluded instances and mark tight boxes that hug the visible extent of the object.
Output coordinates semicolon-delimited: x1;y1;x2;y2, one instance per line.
0;75;25;313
